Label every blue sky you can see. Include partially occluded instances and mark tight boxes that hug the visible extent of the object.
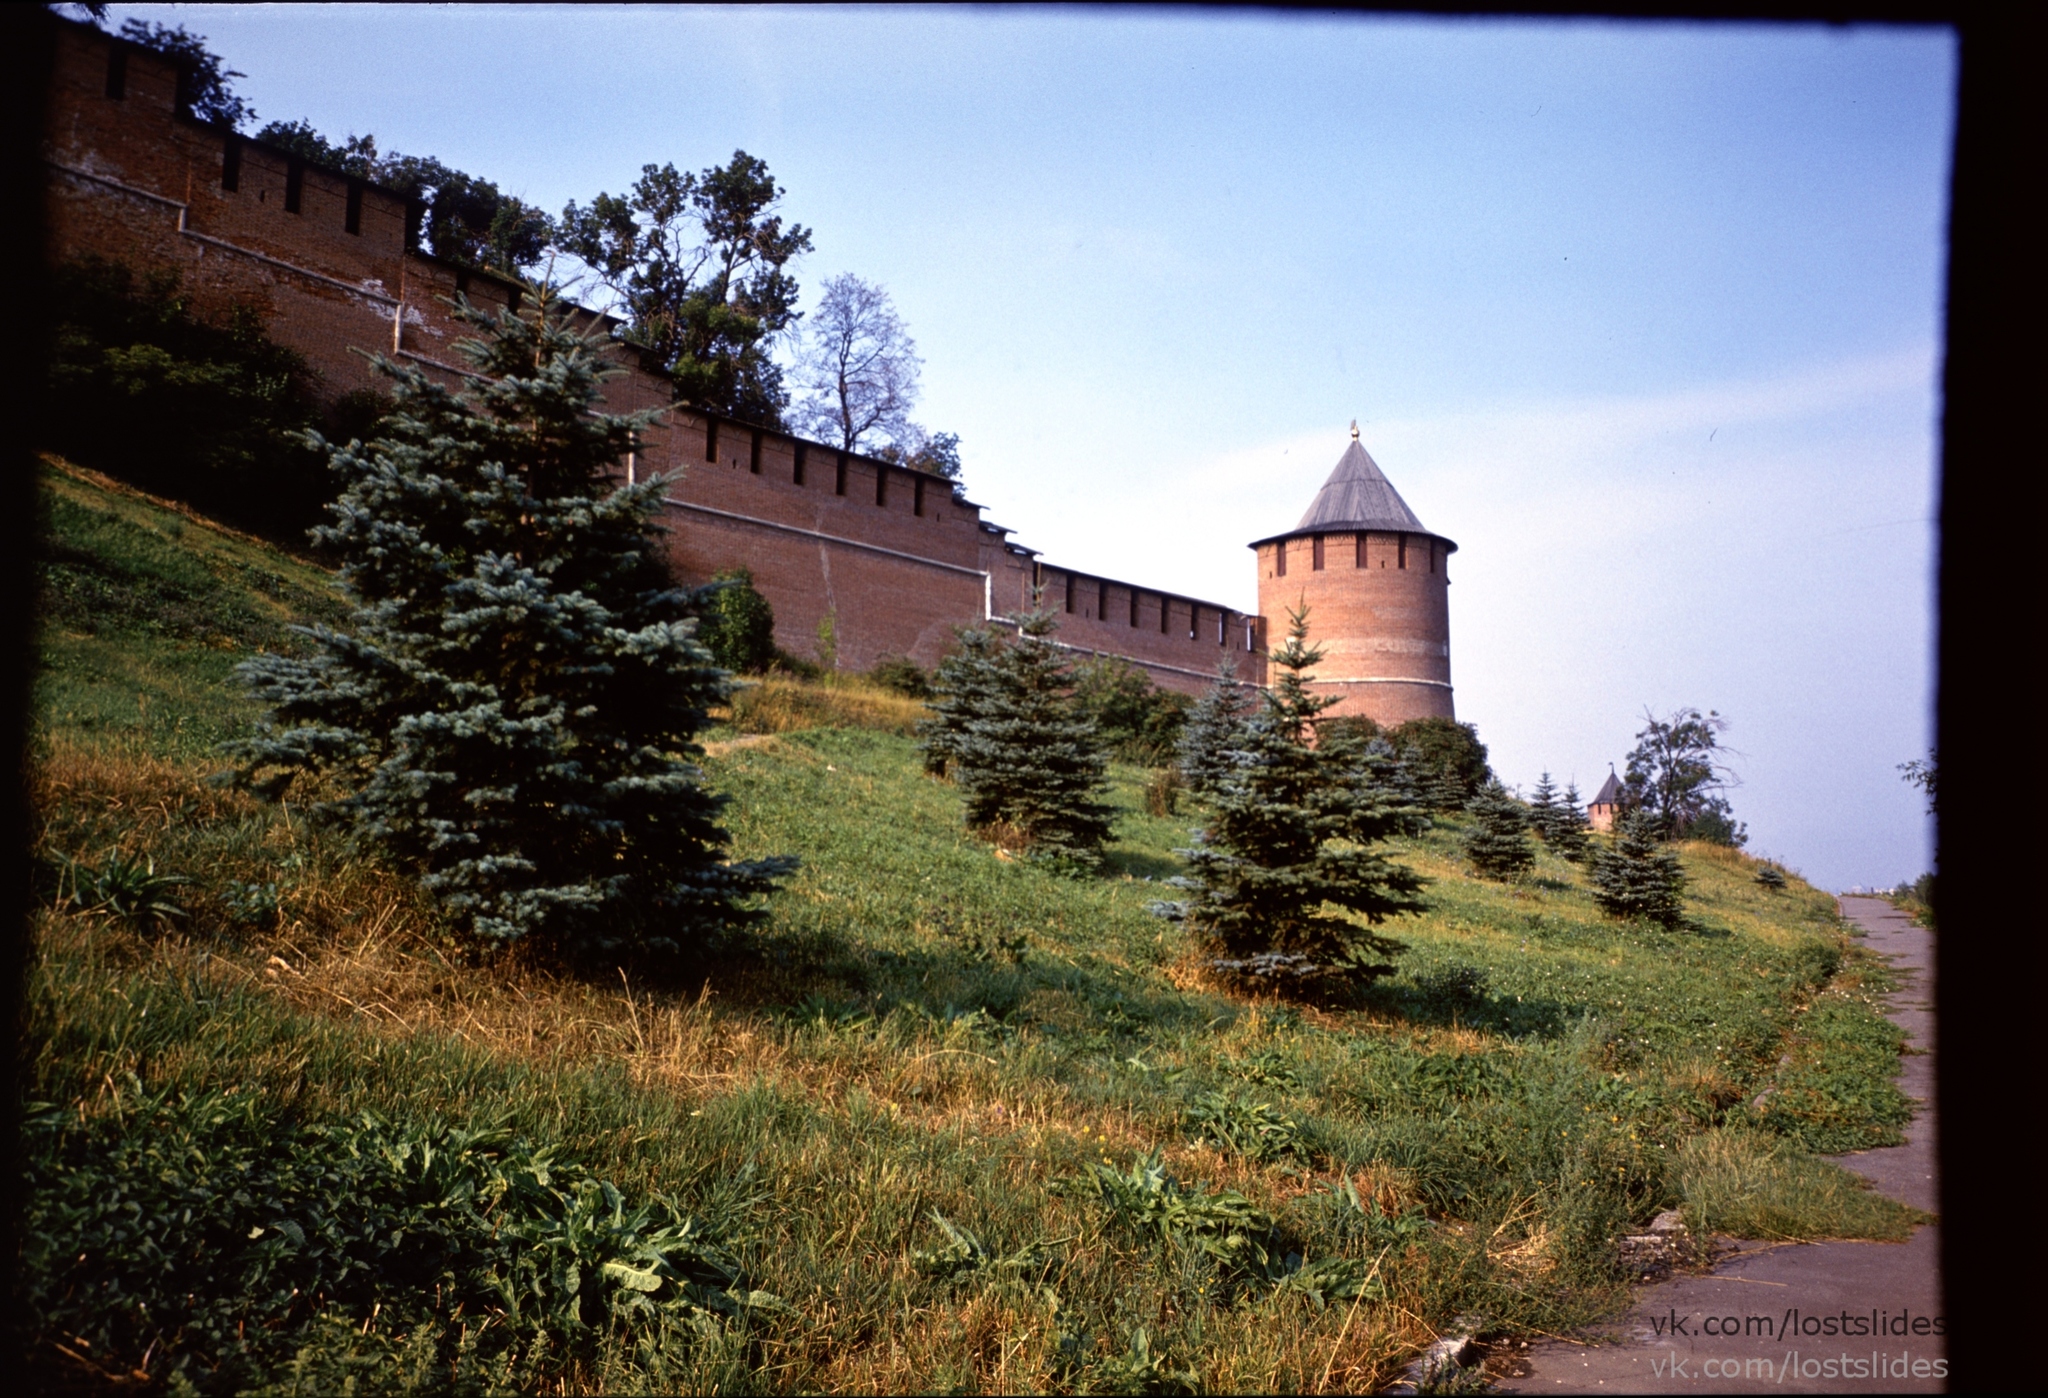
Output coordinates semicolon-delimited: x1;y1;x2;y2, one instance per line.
107;4;1955;891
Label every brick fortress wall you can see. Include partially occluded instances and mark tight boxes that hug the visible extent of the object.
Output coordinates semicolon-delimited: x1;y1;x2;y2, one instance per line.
41;17;1265;694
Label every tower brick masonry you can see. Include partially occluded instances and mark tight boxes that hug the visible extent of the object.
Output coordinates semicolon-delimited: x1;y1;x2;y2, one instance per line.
1250;425;1457;725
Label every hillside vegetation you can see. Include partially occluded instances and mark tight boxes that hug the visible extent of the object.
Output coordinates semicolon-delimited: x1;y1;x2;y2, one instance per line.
24;457;1921;1394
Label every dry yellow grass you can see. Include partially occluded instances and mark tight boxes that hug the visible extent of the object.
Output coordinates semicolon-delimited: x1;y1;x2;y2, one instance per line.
723;672;928;736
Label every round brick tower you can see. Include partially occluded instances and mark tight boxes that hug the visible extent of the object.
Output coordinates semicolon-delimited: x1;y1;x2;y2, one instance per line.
1249;425;1457;725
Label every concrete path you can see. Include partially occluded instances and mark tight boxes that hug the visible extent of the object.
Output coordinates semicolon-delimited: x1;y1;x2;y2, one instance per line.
1492;897;1943;1394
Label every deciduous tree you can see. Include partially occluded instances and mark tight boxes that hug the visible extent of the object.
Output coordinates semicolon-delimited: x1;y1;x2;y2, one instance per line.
1387;716;1491;812
788;274;921;453
252;122;549;273
886;429;965;484
1899;753;1937;815
556;154;813;425
1620;706;1741;841
118;19;254;129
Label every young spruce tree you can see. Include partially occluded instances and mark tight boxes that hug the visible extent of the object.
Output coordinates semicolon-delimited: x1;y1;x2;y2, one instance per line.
1176;655;1255;799
934;608;1116;867
1590;812;1688;927
225;284;794;961
1548;780;1594;864
1171;604;1425;988
1463;779;1536;881
1528;771;1562;839
918;626;1004;778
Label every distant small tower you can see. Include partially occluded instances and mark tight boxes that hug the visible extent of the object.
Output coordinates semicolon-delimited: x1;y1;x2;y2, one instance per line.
1587;768;1625;832
1249;424;1457;726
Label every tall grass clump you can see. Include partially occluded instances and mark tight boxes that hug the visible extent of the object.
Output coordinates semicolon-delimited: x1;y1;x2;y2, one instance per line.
726;671;928;737
1674;1127;1925;1242
19;1080;776;1394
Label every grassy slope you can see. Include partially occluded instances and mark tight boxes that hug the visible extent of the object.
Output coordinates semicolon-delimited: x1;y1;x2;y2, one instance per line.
35;461;350;760
27;458;1922;1394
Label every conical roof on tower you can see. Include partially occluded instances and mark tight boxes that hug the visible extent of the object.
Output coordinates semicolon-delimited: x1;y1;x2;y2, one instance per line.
1249;424;1456;550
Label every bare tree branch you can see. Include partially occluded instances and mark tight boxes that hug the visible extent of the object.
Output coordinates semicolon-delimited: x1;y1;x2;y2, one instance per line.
788;274;922;453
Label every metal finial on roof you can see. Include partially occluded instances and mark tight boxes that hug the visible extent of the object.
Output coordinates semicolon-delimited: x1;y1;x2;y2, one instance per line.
1350;419;1359;439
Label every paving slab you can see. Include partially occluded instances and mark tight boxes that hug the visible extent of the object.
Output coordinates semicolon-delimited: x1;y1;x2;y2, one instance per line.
1491;897;1943;1394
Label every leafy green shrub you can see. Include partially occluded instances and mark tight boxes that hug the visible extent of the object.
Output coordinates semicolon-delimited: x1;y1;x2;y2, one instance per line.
1182;1090;1307;1163
1385;716;1492;811
19;1084;775;1393
1687;804;1750;847
58;850;190;932
1884;871;1933;928
41;259;337;543
1754;865;1788;893
1318;714;1380;747
1072;656;1191;764
867;655;934;699
1144;765;1184;817
697;567;778;674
